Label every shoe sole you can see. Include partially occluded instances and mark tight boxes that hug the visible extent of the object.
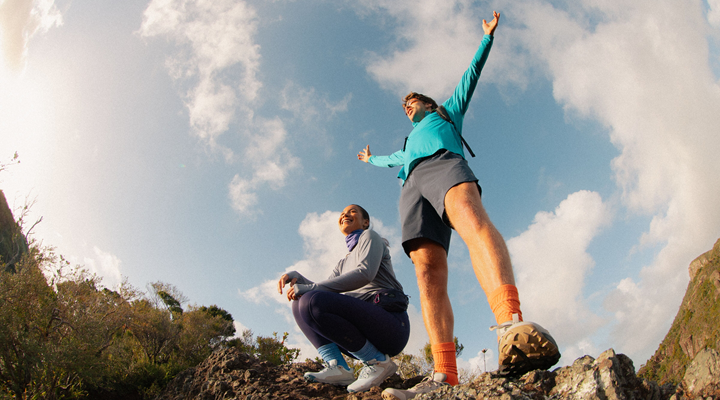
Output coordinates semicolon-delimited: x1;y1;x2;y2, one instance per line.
304;375;354;386
381;380;447;400
496;323;561;378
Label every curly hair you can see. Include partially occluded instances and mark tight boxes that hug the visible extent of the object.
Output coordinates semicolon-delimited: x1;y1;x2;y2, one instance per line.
402;92;438;110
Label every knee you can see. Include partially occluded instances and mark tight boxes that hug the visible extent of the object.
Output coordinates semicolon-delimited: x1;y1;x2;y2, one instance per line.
411;257;448;291
415;263;441;284
294;291;321;319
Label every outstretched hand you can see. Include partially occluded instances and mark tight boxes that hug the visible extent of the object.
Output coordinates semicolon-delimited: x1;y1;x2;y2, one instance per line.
357;145;372;163
483;11;500;36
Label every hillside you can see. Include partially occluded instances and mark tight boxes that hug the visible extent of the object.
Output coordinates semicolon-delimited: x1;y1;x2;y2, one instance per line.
639;238;720;388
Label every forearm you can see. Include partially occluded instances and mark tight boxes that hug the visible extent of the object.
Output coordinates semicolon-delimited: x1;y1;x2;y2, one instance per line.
294;232;384;295
285;271;312;285
368;150;405;168
446;34;494;115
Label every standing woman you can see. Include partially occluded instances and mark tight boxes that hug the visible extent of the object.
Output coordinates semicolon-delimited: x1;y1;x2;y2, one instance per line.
278;204;410;393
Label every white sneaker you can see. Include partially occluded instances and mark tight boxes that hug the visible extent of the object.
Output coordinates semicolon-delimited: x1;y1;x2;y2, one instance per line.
381;373;449;400
303;359;355;386
347;355;397;393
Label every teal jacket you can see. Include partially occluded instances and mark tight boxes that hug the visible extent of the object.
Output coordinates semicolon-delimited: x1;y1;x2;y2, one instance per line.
368;34;494;183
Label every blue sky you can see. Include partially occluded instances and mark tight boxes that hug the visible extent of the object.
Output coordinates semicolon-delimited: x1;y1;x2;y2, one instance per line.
2;0;720;374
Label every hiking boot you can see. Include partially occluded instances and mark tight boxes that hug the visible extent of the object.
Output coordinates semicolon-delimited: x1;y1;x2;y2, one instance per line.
304;359;355;386
490;313;561;377
347;355;397;393
381;373;450;400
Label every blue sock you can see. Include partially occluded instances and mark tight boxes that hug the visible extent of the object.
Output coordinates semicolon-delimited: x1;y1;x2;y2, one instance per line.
349;340;386;363
317;343;349;369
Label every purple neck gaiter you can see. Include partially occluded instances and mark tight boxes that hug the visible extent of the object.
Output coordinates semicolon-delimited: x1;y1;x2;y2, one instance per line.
345;229;364;251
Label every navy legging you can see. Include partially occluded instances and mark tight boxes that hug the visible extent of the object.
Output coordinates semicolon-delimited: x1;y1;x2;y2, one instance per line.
292;290;410;356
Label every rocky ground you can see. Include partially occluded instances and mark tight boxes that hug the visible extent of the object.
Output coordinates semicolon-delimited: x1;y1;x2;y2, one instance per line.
154;346;720;400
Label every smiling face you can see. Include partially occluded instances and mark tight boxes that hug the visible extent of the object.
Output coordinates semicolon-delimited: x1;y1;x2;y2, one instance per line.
404;98;433;123
338;204;369;236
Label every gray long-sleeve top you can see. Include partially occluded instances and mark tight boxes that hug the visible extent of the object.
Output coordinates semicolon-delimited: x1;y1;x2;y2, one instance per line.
286;229;404;301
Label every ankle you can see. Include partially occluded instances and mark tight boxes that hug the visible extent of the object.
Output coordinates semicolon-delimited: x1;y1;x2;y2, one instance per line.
431;342;458;386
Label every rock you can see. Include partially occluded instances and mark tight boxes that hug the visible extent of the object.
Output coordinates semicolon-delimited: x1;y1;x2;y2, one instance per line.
682;347;720;398
155;348;404;400
155;347;687;400
549;349;660;400
405;349;664;400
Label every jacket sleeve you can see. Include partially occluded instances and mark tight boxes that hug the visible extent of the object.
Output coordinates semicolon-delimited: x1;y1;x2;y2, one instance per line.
444;34;494;119
293;231;384;296
368;149;405;168
284;271;313;285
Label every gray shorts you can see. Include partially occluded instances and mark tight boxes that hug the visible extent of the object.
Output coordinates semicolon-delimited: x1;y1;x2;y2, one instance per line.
400;150;481;256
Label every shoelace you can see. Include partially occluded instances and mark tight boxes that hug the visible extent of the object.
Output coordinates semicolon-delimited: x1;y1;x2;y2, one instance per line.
489;313;522;333
489;320;512;332
412;376;445;390
317;363;342;374
358;363;378;379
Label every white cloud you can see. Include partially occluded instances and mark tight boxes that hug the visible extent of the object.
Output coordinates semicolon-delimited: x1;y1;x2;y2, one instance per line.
508;191;610;359
139;0;311;217
708;0;720;28
354;0;488;98
461;347;496;375
280;81;352;125
498;0;720;362
232;320;249;336
226;116;301;216
278;81;353;158
0;0;63;72
139;0;261;151
83;246;123;290
228;175;258;215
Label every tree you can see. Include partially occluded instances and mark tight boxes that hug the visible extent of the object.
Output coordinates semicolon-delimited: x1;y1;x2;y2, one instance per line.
0;248;134;400
0;249;58;400
421;337;464;365
127;299;179;365
147;282;187;317
229;330;300;366
174;307;235;366
157;290;183;316
0;190;243;399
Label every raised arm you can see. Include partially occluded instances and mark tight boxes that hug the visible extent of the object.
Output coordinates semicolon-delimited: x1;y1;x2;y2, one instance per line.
442;11;500;119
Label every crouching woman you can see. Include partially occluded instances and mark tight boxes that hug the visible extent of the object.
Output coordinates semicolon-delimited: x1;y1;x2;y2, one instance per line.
277;204;410;393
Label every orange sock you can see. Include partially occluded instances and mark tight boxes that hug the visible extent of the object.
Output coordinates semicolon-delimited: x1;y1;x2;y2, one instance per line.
489;284;523;325
431;342;459;385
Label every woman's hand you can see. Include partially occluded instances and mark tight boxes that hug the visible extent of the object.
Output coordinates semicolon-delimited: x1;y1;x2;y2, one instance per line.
286;285;300;301
483;11;500;36
277;274;299;301
357;145;372;163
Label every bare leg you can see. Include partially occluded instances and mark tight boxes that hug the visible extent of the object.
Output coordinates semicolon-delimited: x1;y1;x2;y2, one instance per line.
444;182;515;295
406;238;454;345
